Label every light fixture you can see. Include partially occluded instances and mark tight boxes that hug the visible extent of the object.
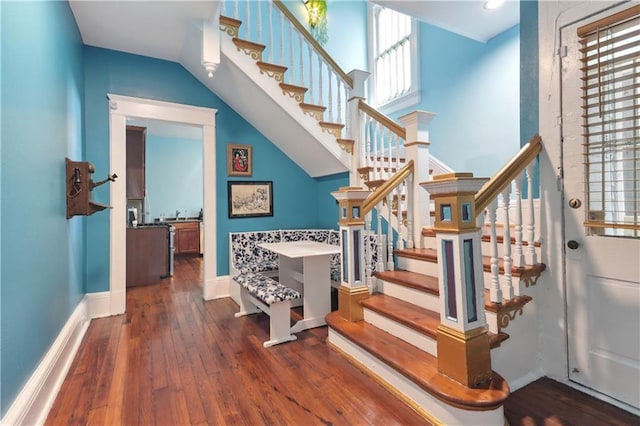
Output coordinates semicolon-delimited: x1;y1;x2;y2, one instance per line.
303;0;328;46
484;0;505;10
204;62;218;78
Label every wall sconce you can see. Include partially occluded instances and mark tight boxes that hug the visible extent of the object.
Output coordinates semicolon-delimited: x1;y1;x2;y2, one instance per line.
303;0;328;46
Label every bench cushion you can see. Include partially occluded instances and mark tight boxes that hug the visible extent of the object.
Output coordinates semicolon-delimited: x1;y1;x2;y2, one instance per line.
234;273;301;304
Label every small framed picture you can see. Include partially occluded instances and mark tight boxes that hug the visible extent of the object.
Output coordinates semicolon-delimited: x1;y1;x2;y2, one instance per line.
227;144;252;177
228;181;273;218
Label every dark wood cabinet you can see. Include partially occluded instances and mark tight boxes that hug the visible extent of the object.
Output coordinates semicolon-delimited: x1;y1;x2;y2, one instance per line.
174;221;200;255
126;227;168;287
126;126;146;200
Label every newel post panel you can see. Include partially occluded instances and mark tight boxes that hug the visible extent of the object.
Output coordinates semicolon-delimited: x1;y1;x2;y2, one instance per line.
420;173;492;388
347;69;370;186
399;111;435;247
331;186;371;322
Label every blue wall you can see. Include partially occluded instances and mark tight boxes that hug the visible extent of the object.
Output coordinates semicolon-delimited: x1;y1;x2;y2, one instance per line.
1;1;84;415
520;1;539;146
394;23;521;179
83;46;340;289
145;135;203;221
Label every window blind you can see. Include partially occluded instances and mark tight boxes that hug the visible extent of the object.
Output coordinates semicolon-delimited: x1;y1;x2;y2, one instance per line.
578;5;640;237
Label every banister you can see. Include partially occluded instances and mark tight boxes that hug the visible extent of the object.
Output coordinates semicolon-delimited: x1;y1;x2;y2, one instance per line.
475;135;542;213
358;99;406;140
362;160;414;215
272;0;353;88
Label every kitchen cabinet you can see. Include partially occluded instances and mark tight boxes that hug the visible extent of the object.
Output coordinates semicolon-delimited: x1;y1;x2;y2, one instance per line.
126;126;146;200
174;221;200;255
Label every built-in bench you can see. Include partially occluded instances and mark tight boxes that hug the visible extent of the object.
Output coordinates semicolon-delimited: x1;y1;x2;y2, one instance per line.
233;272;301;347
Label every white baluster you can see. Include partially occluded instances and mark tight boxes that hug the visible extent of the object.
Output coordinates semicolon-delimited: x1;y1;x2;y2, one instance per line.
361;112;368;169
387;192;394;270
298;33;304;87
245;1;250;39
501;186;514;300
289;22;294;84
220;0;226;17
513;173;525;270
488;199;502;303
328;68;334;122
525;163;537;265
279;11;283;65
372;121;379;181
337;81;342;124
317;54;323;106
365;212;374;292
406;173;414;249
308;46;313;104
376;202;385;273
233;0;238;20
268;1;273;63
257;1;262;44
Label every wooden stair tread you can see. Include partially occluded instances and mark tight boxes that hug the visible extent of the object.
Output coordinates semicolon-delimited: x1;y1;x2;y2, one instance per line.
232;37;266;51
374;269;439;295
421;228;541;247
279;82;307;92
319;121;345;129
256;61;287;72
299;102;326;112
363;294;439;339
326;311;510;410
395;248;546;278
219;15;242;28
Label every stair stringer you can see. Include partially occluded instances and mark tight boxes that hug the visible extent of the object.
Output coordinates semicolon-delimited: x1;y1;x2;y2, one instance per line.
180;24;350;178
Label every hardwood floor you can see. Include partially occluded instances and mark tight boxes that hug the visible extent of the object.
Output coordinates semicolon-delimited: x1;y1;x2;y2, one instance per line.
46;256;639;425
45;256;429;425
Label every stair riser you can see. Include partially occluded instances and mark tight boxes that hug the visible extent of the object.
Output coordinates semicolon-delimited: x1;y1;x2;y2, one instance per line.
421;236;541;260
395;256;530;294
363;309;437;357
376;279;440;312
327;330;506;426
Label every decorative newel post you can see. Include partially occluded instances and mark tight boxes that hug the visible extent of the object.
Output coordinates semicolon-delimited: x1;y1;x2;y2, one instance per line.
331;186;371;321
420;173;492;388
347;69;370;186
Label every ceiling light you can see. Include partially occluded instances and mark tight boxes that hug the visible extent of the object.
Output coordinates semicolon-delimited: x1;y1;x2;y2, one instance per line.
484;0;505;10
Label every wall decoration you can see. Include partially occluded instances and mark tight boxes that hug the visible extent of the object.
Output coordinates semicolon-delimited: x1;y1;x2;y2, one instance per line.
227;144;252;177
304;0;328;46
228;181;273;218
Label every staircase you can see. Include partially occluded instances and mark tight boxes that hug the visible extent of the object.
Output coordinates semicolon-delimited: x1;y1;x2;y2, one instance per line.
204;2;547;424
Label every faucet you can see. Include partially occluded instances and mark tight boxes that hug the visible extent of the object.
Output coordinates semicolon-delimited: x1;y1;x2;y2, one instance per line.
176;209;180;220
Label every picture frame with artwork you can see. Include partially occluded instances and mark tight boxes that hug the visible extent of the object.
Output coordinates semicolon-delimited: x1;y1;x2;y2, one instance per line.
227;144;252;177
228;181;273;218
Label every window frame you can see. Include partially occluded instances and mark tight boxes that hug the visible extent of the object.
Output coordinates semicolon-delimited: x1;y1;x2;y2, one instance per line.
367;3;420;114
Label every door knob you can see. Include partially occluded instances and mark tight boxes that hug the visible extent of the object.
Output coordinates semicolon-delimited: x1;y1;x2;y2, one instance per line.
569;198;582;209
567;240;580;250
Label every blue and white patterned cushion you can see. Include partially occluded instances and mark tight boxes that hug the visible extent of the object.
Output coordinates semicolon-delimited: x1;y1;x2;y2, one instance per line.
231;230;281;273
234;273;301;304
282;229;330;243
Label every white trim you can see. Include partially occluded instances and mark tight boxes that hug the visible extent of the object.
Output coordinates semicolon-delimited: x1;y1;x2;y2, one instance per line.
204;275;233;301
107;95;217;313
86;291;112;319
0;297;91;426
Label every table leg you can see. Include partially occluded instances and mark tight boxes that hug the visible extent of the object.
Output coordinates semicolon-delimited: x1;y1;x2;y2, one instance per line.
290;254;331;333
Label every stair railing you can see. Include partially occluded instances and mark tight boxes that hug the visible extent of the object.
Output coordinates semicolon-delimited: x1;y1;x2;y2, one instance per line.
220;0;353;135
475;135;543;303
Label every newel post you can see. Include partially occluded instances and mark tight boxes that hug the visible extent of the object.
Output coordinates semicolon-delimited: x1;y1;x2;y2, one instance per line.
420;173;492;388
347;69;370;186
331;186;371;322
399;111;435;248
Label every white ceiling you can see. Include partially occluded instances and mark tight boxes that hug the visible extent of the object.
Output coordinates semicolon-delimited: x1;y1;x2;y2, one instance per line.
373;0;520;43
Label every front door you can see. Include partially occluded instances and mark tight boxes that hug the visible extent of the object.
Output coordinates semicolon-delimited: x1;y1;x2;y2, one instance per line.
561;3;640;410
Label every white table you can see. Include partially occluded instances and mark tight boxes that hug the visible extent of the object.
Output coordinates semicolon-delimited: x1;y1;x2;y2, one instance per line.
259;241;340;333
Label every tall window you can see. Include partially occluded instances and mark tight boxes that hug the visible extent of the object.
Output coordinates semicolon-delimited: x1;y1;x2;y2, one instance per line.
578;6;640;237
369;5;419;112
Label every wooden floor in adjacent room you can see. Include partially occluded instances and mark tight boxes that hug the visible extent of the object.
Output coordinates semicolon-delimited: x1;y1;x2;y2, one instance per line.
46;256;639;425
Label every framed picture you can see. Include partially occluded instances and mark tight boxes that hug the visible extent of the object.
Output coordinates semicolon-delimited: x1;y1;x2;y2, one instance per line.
227;144;252;177
228;181;273;218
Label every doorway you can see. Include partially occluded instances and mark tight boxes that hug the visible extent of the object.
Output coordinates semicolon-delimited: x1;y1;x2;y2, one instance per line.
108;94;218;314
560;4;640;410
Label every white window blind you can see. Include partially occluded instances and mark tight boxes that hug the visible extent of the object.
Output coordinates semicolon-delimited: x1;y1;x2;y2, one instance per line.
578;5;640;237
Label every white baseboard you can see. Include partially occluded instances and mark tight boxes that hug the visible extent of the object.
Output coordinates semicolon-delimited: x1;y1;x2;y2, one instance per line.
86;291;112;318
204;275;232;300
1;296;91;426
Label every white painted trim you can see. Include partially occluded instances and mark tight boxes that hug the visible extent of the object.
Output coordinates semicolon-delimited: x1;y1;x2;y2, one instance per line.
364;309;437;356
86;291;112;319
1;297;91;426
107;95;217;314
204;275;233;301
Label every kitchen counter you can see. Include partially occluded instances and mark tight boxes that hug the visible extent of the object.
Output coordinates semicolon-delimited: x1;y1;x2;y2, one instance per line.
126;226;169;287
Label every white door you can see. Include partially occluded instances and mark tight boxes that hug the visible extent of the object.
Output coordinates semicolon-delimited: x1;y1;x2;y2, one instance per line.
561;4;640;410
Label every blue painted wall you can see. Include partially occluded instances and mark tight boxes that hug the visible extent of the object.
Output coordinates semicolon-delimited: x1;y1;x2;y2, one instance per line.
394;23;521;179
520;1;539;146
1;1;84;415
315;172;349;229
145;135;203;221
84;46;339;289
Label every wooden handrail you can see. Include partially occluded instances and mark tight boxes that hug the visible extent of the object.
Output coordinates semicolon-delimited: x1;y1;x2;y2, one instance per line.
358;100;406;139
362;160;414;215
272;0;353;88
475;135;543;213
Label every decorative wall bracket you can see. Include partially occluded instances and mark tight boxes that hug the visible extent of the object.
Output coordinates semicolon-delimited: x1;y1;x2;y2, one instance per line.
66;158;117;219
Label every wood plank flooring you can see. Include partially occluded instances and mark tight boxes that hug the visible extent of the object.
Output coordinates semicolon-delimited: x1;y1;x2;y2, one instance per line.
45;256;429;425
46;256;639;425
